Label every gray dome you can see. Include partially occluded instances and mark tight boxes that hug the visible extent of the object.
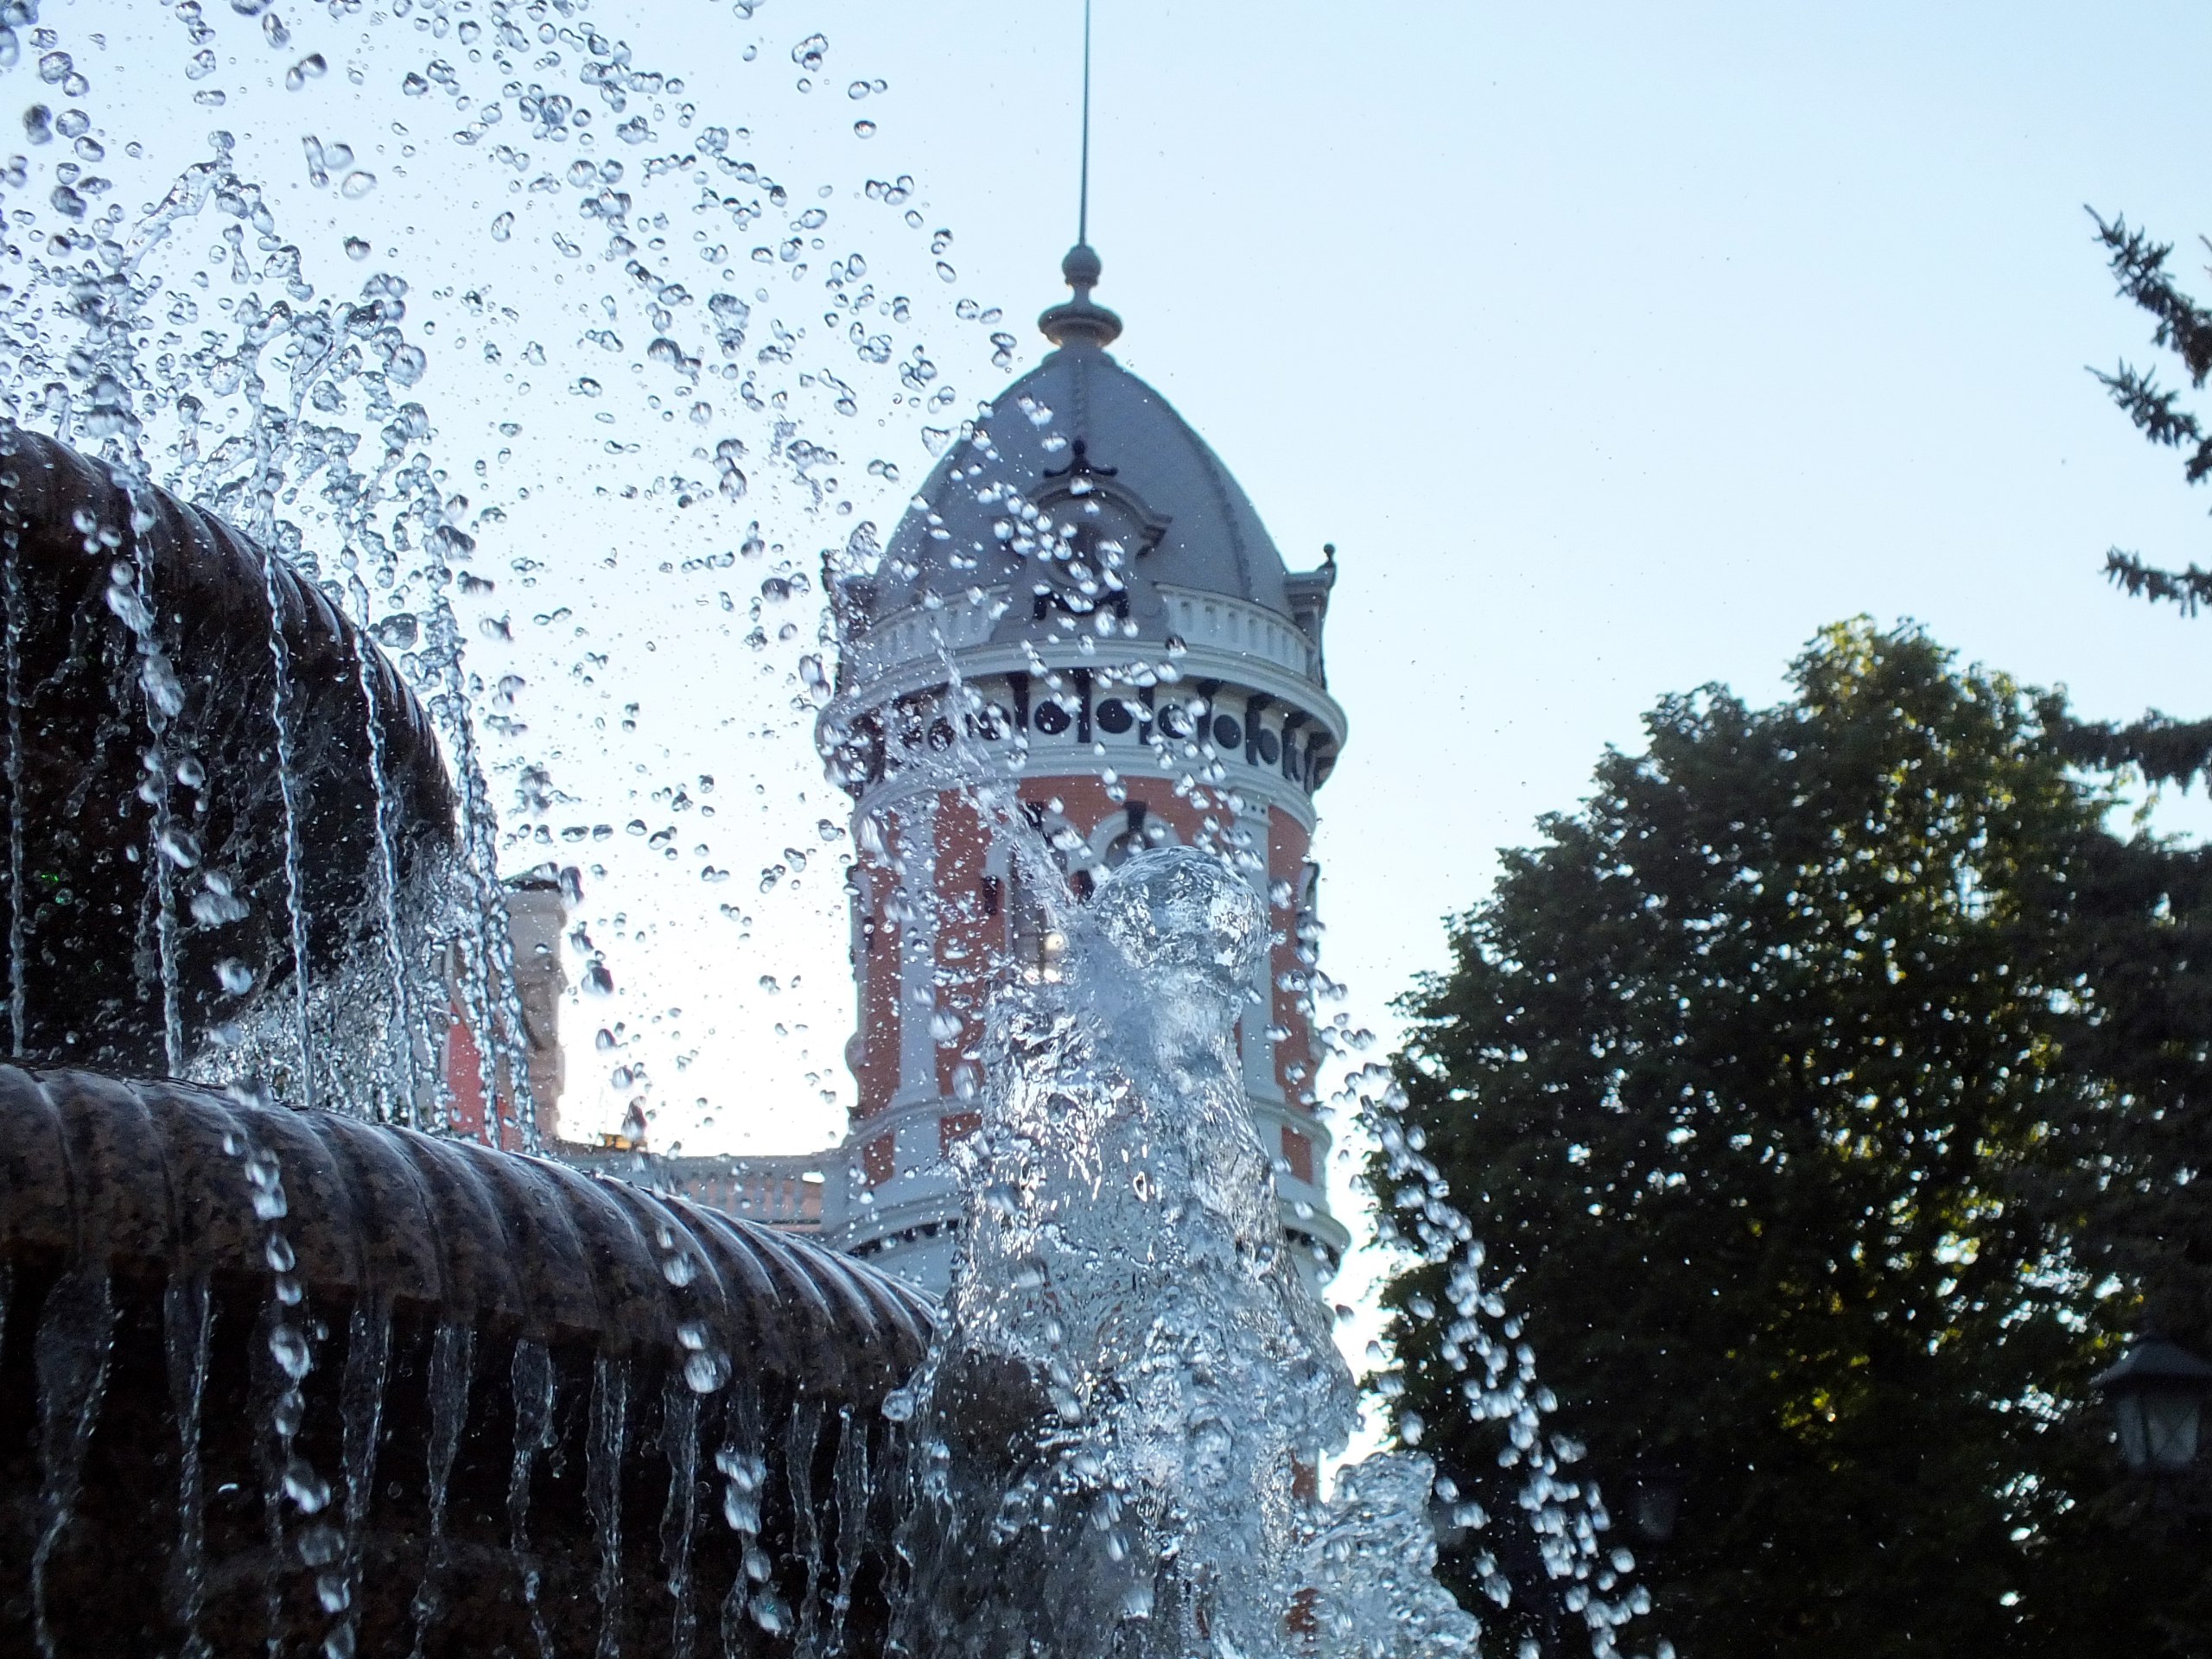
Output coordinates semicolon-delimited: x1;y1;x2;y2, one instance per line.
860;343;1309;645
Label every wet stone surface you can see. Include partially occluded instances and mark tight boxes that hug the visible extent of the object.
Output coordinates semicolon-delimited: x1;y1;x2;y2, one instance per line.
0;1065;931;1658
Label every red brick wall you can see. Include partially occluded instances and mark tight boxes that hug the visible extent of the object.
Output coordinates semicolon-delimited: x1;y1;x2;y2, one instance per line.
1268;811;1317;1107
852;809;903;1122
932;791;994;1096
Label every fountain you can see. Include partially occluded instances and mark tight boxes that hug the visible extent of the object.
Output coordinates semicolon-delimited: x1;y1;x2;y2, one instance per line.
0;428;933;1657
0;2;1669;1654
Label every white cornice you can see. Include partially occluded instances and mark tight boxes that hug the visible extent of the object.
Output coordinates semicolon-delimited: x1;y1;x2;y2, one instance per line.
821;641;1349;751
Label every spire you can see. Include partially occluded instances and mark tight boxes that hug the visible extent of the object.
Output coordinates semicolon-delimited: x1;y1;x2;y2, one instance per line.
1039;0;1122;350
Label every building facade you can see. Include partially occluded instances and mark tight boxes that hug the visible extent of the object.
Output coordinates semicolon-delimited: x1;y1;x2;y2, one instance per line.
810;245;1351;1294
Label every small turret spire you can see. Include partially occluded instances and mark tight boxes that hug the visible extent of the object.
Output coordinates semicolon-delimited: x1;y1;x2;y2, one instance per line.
1039;0;1123;350
1078;0;1093;248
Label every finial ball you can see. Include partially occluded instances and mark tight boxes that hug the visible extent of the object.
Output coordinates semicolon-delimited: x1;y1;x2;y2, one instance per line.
1062;242;1103;290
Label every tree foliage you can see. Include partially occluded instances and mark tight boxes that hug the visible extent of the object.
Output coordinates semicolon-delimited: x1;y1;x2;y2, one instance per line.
2091;210;2212;616
2065;211;2212;786
1374;621;2212;1658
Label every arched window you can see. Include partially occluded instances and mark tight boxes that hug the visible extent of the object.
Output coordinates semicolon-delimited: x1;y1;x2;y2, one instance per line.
1094;801;1176;871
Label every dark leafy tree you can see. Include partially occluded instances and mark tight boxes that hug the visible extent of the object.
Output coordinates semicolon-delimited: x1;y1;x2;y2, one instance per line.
1373;621;2212;1659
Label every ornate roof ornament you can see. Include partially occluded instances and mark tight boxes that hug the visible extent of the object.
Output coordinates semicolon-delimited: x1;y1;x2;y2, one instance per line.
1039;242;1123;350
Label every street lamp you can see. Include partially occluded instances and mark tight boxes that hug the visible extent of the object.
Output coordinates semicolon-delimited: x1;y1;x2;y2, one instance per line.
2092;1331;2212;1475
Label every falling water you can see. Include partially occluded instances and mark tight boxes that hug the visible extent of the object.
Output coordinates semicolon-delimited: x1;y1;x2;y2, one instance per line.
512;1338;559;1659
98;474;193;1071
334;1299;395;1659
2;507;22;1057
661;1379;702;1659
784;1397;826;1653
589;1354;632;1659
253;536;315;1109
827;1404;870;1656
715;1381;776;1645
31;1268;117;1659
162;1274;215;1659
410;1321;477;1659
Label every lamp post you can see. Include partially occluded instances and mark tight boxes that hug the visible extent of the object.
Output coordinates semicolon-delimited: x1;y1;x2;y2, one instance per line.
2091;1331;2212;1475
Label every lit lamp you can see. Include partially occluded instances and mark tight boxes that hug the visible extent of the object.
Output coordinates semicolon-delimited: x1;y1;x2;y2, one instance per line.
2092;1332;2212;1475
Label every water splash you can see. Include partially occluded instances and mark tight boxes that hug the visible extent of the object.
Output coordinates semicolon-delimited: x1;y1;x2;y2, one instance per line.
893;847;1473;1658
0;0;1010;1143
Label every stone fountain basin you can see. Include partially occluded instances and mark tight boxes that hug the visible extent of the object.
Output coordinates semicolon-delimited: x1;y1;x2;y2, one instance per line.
0;425;456;1074
0;1065;931;1656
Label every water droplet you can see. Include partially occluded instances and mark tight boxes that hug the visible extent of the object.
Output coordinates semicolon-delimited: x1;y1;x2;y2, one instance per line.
370;613;418;650
269;1325;312;1382
852;119;875;138
489;210;513;242
284;53;327;91
340;169;376;199
283;1462;331;1513
683;1351;729;1393
343;237;370;261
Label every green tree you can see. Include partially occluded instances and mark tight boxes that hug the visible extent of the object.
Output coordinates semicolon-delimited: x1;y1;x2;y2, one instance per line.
2064;211;2212;785
1374;621;2212;1658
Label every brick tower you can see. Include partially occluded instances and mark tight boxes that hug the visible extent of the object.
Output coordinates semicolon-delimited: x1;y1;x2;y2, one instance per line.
816;245;1350;1294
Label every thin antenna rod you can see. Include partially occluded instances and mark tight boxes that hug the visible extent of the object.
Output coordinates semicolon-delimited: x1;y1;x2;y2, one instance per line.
1077;0;1093;246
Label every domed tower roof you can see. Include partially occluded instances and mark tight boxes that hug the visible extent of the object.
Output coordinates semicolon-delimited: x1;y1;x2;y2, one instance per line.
830;246;1337;692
